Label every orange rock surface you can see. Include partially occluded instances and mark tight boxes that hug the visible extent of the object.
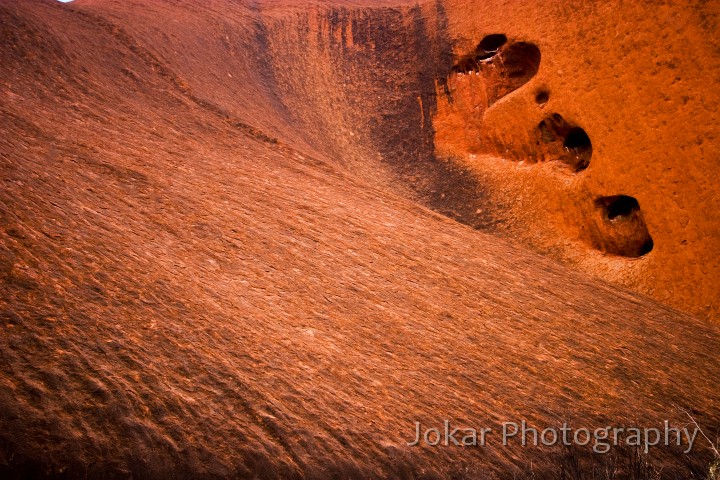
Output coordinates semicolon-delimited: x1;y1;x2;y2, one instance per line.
433;1;720;321
1;0;718;478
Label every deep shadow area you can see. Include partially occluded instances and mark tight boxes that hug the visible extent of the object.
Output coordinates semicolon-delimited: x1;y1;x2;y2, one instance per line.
535;113;592;171
476;33;507;59
603;195;640;220
355;3;500;231
592;195;654;257
564;127;592;159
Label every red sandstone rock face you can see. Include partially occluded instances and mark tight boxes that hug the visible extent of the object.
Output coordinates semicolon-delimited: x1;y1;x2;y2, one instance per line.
432;1;720;321
0;0;719;478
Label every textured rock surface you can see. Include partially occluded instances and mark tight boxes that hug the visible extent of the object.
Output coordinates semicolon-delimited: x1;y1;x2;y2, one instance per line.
1;0;719;478
432;1;720;321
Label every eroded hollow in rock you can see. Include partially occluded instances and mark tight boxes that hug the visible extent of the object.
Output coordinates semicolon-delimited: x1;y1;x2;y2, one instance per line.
564;127;591;153
503;43;541;81
534;113;591;171
451;34;508;73
476;34;507;59
484;41;541;104
591;196;654;257
449;36;540;106
535;90;549;105
603;195;639;220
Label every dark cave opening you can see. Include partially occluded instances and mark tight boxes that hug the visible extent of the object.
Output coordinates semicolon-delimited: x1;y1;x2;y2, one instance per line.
476;34;507;59
564;127;591;151
592;195;654;257
563;127;592;171
602;195;639;220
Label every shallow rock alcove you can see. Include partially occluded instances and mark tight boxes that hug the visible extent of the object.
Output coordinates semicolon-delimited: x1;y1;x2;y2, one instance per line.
590;195;654;257
534;113;592;171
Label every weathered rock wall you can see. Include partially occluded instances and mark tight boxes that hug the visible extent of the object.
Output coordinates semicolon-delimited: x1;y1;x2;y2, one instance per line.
255;0;720;321
432;1;720;320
